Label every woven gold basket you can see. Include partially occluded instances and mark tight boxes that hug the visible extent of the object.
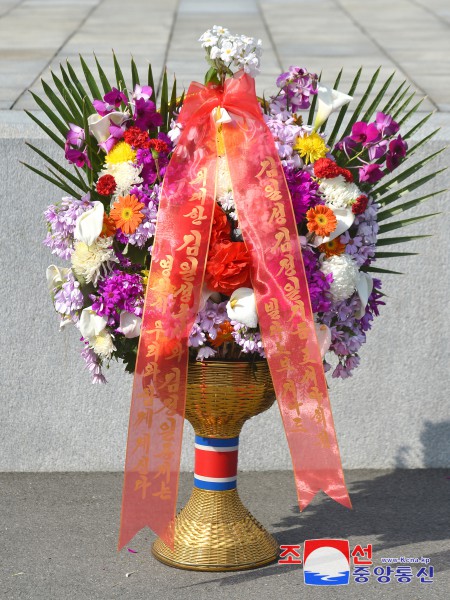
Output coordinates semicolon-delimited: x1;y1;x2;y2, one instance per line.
152;360;279;571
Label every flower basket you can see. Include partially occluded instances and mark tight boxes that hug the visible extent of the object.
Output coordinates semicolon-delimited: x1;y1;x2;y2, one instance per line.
30;25;444;571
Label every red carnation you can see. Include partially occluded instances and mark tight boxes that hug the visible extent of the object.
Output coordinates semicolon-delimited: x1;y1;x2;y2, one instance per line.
148;139;170;154
96;174;116;196
352;194;369;215
313;158;341;180
206;241;251;295
123;126;150;149
339;167;354;183
210;203;231;247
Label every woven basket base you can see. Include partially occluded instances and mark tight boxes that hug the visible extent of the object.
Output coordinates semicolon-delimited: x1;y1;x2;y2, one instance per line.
152;487;279;571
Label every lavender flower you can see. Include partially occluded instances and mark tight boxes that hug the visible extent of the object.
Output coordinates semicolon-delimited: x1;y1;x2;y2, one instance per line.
81;344;107;384
53;270;84;322
44;195;93;260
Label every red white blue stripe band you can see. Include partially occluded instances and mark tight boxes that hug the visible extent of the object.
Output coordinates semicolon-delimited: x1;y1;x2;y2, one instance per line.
194;435;239;491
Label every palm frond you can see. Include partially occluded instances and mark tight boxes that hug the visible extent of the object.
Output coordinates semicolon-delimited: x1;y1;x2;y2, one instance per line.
79;55;102;100
377;189;446;222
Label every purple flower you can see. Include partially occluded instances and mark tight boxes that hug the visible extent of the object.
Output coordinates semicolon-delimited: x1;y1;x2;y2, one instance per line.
386;135;408;171
303;248;333;313
64;148;90;168
350;121;380;146
44;195;93;259
133;97;163;131
90;270;144;328
274;66;318;110
66;123;84;148
284;167;321;223
375;112;399;137
368;140;388;161
54;270;84;320
81;344;106;384
98;122;126;153
132;85;154;101
93;87;128;116
359;163;384;183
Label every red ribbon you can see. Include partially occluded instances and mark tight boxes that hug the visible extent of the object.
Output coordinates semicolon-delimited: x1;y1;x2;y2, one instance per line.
118;72;351;552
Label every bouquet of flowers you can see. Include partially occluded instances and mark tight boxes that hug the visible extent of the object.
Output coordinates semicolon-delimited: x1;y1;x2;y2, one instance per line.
29;25;443;384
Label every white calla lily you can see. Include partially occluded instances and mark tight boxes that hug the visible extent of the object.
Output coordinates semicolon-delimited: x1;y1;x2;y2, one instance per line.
119;312;142;339
355;272;373;319
46;264;69;292
79;307;107;340
313;207;355;245
226;287;258;328
314;85;353;130
87;111;128;143
212;106;233;124
74;201;104;246
314;322;332;358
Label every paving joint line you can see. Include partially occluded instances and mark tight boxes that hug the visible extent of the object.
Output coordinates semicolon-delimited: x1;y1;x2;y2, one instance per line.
409;0;450;28
157;0;181;96
257;0;284;73
10;0;106;110
334;0;439;111
0;0;25;20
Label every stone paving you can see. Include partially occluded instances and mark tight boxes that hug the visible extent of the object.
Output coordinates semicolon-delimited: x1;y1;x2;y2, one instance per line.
0;0;449;113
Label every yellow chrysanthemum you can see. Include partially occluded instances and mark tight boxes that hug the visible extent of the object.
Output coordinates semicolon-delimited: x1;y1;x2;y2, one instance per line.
105;141;136;165
141;269;149;286
293;132;329;164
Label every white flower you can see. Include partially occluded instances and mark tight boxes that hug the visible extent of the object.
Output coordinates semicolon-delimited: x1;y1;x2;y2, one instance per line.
79;307;107;339
74;201;104;246
319;175;362;209
220;40;237;63
119;312;142;338
90;329;116;359
71;236;117;285
320;254;360;303
168;120;182;146
46;265;69;292
355;272;373;319
314;85;353;130
196;346;217;361
314;322;332;358
199;32;218;48
226;288;258;328
101;162;143;195
88;111;128;143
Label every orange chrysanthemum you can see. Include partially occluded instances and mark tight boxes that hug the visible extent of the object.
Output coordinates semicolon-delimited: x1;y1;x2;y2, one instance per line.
306;205;337;237
100;213;116;238
209;321;234;348
318;237;346;257
110;194;145;234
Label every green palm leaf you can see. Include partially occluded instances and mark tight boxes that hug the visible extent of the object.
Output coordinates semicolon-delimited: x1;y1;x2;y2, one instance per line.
26;142;89;192
375;251;418;258
51;71;83;123
327;67;362;147
25;110;65;149
131;58;140;88
94;54;112;94
377;235;432;246
113;52;126;90
79;55;102;100
66;60;90;102
378;213;438;235
21;162;82;198
377;189;445;222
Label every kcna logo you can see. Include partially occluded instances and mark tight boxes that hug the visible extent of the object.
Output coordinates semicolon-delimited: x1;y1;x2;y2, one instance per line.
303;539;350;586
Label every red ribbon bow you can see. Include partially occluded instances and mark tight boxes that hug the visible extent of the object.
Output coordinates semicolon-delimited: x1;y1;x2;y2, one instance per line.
118;72;351;551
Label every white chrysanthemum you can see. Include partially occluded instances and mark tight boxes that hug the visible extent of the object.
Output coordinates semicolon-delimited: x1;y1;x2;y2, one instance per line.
90;329;116;359
319;175;362;209
320;254;360;303
101;162;143;195
71;237;117;286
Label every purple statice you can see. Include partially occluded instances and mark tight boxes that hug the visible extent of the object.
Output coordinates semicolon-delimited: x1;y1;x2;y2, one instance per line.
53;270;84;322
81;344;107;384
189;299;228;346
347;197;379;266
303;248;333;313
44;195;93;260
285;167;322;223
275;66;318;111
90;270;144;329
231;323;265;357
320;280;384;379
